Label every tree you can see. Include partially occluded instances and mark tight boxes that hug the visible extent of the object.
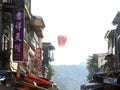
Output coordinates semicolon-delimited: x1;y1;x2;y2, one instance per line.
48;65;55;79
87;54;98;82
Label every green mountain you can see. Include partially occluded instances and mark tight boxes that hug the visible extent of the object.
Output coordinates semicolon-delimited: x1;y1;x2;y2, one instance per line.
53;62;89;90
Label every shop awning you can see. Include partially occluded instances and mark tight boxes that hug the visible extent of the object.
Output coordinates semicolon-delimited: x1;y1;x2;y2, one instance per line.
26;72;52;86
92;70;120;84
29;16;45;38
0;71;53;90
30;16;45;28
17;80;48;90
92;72;107;83
16;72;52;90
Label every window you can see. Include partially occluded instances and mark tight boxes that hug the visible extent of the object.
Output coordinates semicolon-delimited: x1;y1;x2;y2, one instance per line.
48;50;54;61
2;34;9;51
28;31;39;50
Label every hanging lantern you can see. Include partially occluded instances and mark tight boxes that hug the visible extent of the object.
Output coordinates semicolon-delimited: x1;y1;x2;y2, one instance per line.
58;35;67;46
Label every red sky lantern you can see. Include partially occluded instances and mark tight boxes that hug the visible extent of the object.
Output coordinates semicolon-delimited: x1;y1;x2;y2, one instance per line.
58;35;67;46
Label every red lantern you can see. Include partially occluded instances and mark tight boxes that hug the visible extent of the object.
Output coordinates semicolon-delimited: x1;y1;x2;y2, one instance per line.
58;35;67;46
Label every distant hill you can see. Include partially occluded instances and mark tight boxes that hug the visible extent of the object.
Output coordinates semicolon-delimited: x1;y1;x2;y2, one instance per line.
52;62;89;90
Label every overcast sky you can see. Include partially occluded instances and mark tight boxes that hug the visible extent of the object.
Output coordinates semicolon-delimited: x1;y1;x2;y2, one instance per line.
31;0;120;65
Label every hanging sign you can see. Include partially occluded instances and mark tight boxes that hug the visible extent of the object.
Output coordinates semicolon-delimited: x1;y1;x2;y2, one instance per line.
104;77;117;84
23;42;29;61
13;9;24;62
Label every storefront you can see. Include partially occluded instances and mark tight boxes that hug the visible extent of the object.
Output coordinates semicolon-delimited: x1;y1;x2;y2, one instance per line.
92;71;120;90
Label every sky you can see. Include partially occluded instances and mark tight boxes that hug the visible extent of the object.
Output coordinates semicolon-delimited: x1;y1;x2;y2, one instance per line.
31;0;120;65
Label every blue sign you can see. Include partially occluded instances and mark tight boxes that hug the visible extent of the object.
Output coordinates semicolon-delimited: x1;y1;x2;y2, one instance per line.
13;9;24;62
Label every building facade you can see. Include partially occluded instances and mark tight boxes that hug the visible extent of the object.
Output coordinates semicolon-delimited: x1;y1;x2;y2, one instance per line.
42;42;55;79
0;0;58;90
92;12;120;90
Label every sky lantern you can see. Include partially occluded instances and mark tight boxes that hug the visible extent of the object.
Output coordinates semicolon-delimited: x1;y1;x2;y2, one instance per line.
58;35;67;46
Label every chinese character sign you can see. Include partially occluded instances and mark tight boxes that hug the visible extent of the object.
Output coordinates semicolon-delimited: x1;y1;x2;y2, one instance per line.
13;9;24;62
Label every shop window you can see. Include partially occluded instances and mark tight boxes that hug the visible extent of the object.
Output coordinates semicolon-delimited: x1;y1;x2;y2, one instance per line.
2;34;9;51
48;50;54;61
28;31;39;50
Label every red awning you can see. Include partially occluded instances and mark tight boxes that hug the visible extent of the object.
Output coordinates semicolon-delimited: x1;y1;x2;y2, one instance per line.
17;80;48;90
26;72;52;86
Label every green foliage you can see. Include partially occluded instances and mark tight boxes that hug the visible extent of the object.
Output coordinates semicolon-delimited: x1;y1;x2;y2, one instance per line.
104;59;113;72
48;65;55;79
86;54;98;81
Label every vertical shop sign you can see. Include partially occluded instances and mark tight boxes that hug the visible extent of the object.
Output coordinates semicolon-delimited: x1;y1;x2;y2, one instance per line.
35;48;41;58
33;48;42;71
13;9;24;62
23;42;29;61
